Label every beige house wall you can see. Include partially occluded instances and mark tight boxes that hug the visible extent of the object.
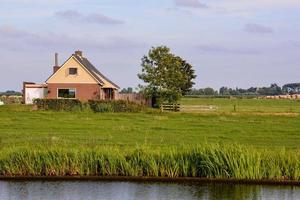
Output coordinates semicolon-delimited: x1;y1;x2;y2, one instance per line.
46;57;98;84
94;73;118;89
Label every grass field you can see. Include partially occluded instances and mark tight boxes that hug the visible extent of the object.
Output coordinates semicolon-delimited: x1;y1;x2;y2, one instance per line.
181;98;300;113
0;98;300;149
0;98;300;180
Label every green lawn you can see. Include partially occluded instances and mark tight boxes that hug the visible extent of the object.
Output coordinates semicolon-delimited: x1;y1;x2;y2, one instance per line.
0;100;300;150
181;98;300;113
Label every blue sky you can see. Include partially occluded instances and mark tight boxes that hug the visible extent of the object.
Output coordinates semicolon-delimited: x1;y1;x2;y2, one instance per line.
0;0;300;91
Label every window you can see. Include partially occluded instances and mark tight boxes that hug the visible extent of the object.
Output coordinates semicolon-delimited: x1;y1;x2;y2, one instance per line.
104;88;114;100
58;89;76;99
69;68;78;75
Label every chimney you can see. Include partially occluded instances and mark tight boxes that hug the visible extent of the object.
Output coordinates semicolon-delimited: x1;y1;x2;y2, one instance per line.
75;50;83;57
55;53;58;66
53;52;60;74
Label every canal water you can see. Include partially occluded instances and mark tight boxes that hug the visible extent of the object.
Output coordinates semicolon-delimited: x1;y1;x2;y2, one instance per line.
0;181;299;200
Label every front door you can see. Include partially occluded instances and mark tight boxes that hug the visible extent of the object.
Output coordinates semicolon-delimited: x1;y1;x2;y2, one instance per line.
104;88;114;100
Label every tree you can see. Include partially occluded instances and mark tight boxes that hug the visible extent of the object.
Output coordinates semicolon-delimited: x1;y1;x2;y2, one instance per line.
203;87;217;95
219;87;229;95
247;87;257;94
138;46;196;105
177;58;197;95
0;90;22;96
283;83;300;94
257;84;283;95
120;87;134;94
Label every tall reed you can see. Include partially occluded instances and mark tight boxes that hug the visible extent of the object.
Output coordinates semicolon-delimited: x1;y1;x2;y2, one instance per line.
0;144;299;180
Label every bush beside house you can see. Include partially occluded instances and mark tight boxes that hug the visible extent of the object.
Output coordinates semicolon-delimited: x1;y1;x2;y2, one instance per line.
33;99;145;113
34;99;83;111
0;95;22;105
88;100;144;113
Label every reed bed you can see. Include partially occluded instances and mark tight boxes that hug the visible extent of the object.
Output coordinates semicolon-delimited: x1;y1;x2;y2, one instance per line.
0;144;299;181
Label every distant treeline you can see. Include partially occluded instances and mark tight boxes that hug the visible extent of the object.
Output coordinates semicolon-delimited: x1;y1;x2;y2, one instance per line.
4;83;300;97
120;87;135;94
121;83;300;96
0;90;22;96
186;83;300;96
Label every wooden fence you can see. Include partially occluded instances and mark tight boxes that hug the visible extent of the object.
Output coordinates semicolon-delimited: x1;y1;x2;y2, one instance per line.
160;103;180;112
160;104;219;112
116;93;151;106
180;105;218;112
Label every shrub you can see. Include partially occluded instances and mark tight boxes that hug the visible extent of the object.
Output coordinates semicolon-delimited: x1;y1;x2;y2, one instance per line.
0;95;22;104
33;99;145;113
88;100;144;113
34;99;83;111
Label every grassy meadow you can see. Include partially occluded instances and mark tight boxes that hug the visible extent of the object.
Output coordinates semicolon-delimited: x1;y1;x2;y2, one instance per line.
0;98;300;180
181;97;300;113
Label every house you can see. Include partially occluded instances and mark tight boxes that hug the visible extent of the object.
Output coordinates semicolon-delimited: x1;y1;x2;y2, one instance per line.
23;51;120;104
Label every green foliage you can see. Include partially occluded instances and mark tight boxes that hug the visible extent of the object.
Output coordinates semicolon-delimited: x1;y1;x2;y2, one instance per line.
88;100;145;113
283;83;300;95
0;95;22;104
188;84;286;96
257;84;283;96
0;144;299;180
188;83;289;96
0;90;22;96
120;87;134;94
187;88;218;96
34;99;83;111
138;46;196;104
33;99;145;113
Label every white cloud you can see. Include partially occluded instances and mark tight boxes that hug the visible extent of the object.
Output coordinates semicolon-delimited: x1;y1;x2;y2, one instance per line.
214;0;300;10
244;23;274;34
174;0;208;8
55;10;124;25
0;25;145;52
196;44;261;55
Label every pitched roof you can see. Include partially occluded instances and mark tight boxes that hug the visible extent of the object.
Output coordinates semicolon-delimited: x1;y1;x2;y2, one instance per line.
73;54;120;89
46;52;120;89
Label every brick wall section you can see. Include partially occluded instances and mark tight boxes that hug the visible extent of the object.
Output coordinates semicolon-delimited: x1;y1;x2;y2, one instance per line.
47;83;102;101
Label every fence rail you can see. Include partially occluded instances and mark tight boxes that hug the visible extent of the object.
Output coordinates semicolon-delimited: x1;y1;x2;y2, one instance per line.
180;105;218;112
160;103;180;112
116;93;151;106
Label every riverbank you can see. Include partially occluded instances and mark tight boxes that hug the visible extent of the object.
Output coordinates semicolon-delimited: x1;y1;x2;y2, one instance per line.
1;176;300;186
0;145;299;182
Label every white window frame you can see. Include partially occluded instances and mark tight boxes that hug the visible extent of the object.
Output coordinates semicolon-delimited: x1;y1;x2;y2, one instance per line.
57;88;77;99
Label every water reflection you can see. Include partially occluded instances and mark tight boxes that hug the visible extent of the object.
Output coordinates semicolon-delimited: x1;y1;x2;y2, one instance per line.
0;180;299;200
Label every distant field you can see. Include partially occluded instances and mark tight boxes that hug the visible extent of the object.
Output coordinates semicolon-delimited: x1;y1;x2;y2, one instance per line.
0;101;300;150
181;98;300;113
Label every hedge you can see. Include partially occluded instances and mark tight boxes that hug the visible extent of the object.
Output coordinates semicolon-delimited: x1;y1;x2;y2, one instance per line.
33;99;145;113
34;99;83;111
88;100;145;113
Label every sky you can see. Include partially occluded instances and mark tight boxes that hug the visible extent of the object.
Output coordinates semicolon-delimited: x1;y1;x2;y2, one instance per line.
0;0;300;91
